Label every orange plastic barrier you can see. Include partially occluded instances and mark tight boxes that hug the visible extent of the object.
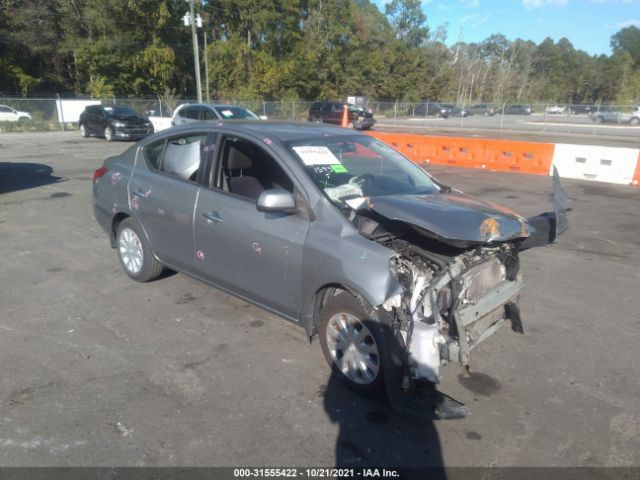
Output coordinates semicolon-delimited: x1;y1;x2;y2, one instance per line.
481;139;555;175
367;131;554;176
633;152;640;186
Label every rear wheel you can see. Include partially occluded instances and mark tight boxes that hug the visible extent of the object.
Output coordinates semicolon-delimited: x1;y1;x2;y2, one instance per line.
594;116;604;124
79;124;89;137
116;218;163;282
319;292;384;394
630;117;640;126
104;126;114;141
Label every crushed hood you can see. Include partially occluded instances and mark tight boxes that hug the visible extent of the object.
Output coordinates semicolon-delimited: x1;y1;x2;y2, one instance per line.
368;192;531;247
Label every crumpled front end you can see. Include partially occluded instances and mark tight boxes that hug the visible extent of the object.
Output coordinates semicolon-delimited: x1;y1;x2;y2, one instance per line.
382;239;523;383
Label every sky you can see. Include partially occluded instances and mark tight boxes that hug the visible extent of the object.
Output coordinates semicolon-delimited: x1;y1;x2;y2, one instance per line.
372;0;640;56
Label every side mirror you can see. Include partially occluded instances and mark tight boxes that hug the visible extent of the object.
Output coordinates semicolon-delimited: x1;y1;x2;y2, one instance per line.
257;189;296;213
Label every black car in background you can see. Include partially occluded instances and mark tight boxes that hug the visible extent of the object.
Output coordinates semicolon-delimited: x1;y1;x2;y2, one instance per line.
467;104;497;116
408;102;449;118
568;105;593;115
503;104;532;115
440;103;471;117
307;102;375;130
79;105;154;141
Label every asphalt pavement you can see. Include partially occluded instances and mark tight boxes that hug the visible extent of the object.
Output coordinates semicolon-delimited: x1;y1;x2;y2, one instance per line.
0;131;639;468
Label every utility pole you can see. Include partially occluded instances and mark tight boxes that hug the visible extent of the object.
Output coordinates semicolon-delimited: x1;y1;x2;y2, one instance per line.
184;0;202;102
204;30;210;103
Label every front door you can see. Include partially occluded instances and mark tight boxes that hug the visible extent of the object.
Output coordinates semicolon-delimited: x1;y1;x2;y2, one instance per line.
193;135;309;320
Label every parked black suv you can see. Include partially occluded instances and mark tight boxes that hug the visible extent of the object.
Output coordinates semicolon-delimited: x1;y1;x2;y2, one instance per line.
307;102;375;130
79;105;153;141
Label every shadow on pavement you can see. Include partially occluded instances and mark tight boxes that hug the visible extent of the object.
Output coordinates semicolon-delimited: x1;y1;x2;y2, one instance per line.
321;317;449;478
0;162;62;194
323;373;446;474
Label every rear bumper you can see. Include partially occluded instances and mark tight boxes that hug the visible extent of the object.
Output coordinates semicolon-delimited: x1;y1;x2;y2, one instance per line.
93;199;114;245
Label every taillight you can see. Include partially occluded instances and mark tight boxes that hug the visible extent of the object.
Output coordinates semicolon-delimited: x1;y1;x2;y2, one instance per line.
93;166;108;182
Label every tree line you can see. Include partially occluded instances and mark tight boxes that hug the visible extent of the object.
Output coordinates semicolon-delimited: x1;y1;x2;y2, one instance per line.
1;0;639;105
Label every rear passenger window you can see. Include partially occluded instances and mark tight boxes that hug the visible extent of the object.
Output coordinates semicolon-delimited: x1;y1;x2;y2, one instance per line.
183;107;199;120
202;109;216;121
144;140;165;170
161;134;208;182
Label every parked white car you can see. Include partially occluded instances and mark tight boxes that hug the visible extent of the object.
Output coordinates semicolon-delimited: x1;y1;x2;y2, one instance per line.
0;105;32;122
545;105;566;115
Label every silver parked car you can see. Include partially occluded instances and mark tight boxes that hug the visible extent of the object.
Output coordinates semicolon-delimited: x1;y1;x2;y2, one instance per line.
590;106;640;126
92;122;567;416
172;103;262;126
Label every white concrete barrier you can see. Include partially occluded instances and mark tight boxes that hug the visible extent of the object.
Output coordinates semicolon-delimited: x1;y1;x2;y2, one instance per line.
149;116;173;132
552;144;640;185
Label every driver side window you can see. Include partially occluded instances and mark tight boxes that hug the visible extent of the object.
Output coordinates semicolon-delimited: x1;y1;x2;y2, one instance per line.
214;137;293;202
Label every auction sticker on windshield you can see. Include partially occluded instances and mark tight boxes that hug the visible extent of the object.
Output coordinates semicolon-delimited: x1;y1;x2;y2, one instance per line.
292;146;341;165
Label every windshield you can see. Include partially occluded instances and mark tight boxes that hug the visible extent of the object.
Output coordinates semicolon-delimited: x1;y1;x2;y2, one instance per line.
288;135;440;206
212;106;259;119
104;106;138;116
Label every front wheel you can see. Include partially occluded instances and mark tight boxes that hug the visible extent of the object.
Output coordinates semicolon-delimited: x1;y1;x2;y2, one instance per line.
104;126;114;141
116;218;163;282
630;117;640;126
79;123;89;137
594;116;604;124
319;292;384;394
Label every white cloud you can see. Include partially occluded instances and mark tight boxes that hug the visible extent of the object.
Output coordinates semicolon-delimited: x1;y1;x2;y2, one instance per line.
460;11;491;28
616;19;640;28
461;0;481;7
522;0;569;8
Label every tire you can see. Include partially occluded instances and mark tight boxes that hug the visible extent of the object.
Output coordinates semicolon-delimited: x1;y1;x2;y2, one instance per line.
79;123;89;137
116;218;163;282
18;116;29;123
594;116;604;124
104;126;114;141
313;116;322;123
630;117;640;126
319;292;385;394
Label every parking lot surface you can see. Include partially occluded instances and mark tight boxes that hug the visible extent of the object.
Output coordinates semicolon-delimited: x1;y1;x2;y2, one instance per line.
1;131;639;467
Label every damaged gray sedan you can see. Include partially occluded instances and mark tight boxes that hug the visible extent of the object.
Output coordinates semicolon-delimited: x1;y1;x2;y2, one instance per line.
93;122;567;416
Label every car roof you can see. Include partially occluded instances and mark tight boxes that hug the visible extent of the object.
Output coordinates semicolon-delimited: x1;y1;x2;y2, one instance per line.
180;103;252;109
165;120;357;142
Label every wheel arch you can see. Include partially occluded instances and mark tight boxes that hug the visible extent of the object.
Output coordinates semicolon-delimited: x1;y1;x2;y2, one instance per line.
111;212;130;246
307;282;376;342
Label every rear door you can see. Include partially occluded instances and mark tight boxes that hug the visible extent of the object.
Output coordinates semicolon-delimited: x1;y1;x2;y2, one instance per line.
129;130;217;272
193;133;310;319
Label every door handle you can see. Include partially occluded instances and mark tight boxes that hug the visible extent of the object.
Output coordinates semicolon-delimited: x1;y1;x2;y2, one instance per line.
203;211;223;224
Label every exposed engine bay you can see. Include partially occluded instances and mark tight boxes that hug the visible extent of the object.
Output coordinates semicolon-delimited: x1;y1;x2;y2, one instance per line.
352;210;524;384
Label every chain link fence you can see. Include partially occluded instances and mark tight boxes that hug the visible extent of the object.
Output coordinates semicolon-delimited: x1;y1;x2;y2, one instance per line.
1;95;638;137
